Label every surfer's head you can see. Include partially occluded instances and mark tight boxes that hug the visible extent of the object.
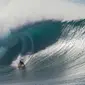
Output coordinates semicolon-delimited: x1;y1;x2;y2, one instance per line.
20;60;24;65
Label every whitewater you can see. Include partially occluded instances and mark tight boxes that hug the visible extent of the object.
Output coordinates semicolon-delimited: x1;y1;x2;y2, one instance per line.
0;0;85;85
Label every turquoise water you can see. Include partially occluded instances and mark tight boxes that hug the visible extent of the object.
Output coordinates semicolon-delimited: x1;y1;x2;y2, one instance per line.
0;19;85;85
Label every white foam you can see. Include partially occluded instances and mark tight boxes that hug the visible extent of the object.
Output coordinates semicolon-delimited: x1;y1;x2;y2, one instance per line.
11;54;31;69
0;0;85;37
0;0;85;27
11;55;21;68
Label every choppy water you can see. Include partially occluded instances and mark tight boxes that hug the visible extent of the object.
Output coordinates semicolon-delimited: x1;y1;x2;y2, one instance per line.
0;0;85;85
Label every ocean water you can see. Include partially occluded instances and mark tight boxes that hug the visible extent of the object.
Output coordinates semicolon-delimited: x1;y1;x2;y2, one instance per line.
0;0;85;85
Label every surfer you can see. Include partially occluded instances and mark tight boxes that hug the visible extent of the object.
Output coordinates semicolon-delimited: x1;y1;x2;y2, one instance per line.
18;59;25;69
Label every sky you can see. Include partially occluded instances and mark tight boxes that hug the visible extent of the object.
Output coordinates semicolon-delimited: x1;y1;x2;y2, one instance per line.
0;0;85;37
0;0;10;10
71;0;85;4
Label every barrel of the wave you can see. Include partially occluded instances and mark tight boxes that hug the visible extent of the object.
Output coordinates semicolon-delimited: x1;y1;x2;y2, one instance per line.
23;20;62;53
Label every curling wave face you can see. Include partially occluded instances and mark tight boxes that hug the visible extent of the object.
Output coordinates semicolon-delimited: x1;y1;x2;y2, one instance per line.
0;20;85;85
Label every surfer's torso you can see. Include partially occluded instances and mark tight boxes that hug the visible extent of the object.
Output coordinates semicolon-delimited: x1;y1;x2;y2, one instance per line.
18;60;25;69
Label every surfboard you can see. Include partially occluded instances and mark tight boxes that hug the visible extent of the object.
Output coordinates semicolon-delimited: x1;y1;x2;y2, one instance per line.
11;54;32;69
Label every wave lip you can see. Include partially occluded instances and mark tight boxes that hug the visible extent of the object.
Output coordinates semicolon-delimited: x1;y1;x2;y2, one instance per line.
0;0;85;31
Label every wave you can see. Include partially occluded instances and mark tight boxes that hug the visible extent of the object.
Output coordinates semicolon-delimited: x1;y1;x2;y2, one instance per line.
0;19;85;85
0;0;85;85
0;20;63;65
